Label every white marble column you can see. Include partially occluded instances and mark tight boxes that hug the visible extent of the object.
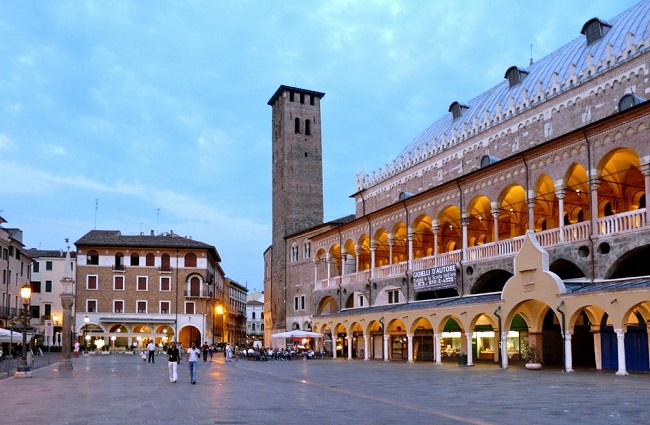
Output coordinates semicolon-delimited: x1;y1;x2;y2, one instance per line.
407;227;414;268
615;329;628;375
388;234;394;266
347;336;353;360
491;202;500;243
465;332;473;366
500;332;509;369
432;221;440;264
556;186;566;241
527;189;536;231
590;174;600;235
383;334;389;362
461;214;469;261
364;335;369;361
434;333;442;365
407;333;414;363
564;331;574;372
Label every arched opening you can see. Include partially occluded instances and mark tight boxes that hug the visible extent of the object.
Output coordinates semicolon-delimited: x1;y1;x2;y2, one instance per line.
550;259;586;280
471;269;513;294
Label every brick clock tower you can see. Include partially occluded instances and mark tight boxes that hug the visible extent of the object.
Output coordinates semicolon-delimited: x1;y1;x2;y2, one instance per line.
266;85;325;337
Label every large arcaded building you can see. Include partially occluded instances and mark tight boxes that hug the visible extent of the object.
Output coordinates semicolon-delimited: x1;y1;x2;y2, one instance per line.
265;1;650;374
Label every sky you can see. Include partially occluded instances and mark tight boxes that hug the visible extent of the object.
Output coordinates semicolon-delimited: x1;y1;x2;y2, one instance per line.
0;0;639;292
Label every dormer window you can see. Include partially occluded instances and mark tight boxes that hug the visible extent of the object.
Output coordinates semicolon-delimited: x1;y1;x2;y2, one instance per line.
618;93;646;111
581;18;612;45
504;66;529;88
448;101;469;120
480;155;501;168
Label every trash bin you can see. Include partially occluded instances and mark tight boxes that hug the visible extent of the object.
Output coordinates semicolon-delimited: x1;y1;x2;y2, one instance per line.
458;353;467;366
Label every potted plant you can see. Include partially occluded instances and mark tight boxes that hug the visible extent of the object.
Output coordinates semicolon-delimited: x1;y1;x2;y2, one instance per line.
522;344;542;369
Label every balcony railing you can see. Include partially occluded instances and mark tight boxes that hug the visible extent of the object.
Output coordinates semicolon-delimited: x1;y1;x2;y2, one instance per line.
314;208;648;290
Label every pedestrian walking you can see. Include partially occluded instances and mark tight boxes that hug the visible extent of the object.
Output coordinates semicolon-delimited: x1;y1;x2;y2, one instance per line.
201;342;209;362
225;343;232;362
186;342;201;384
147;340;156;363
166;342;180;383
208;344;214;362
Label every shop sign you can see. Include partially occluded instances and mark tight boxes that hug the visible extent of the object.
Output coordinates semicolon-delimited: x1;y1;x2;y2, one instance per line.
412;265;457;292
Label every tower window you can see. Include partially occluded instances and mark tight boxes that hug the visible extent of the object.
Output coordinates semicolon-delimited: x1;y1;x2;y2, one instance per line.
300;93;305;104
290;91;295;102
310;95;314;105
294;118;301;134
305;119;311;136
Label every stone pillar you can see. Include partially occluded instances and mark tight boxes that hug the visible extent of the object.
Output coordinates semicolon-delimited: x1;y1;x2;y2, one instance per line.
370;240;377;278
313;260;318;286
355;247;361;273
642;162;650;226
491;202;500;243
564;331;574;372
407;333;414;363
388;234;394;266
590;174;601;235
434;333;442;365
556;186;566;241
465;332;473;366
432;221;440;263
461;214;469;261
347;335;353;360
326;253;331;280
527;190;536;232
500;332;509;369
615;329;628;375
383;334;389;362
59;292;74;372
407;227;414;267
364;335;369;361
332;339;337;359
592;326;602;370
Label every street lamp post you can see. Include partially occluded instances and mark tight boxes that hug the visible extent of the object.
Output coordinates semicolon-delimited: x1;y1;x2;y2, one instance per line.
14;284;32;378
83;316;89;354
215;304;225;343
59;240;75;372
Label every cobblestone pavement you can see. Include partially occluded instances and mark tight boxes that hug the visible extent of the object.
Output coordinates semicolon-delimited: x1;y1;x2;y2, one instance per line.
1;354;649;425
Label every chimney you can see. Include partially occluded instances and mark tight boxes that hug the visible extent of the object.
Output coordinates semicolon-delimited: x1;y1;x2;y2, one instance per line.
150;230;154;236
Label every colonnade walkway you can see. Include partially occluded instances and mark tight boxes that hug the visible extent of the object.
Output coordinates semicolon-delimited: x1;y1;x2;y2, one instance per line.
1;354;649;424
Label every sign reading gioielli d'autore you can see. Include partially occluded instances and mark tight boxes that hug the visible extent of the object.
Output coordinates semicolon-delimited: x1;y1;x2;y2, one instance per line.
412;265;457;292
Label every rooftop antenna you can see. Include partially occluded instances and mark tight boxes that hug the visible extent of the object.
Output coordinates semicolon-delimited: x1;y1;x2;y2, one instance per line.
94;198;99;229
530;44;534;65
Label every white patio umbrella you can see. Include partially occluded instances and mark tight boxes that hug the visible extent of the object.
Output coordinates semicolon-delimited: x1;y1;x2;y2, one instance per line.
271;330;323;339
0;328;30;343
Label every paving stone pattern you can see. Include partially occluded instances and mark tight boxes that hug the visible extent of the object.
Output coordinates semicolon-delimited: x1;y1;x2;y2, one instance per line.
1;354;649;425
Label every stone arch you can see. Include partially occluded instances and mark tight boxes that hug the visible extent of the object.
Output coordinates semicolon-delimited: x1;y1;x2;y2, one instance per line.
316;295;339;316
411;213;434;258
549;258;587;280
471;269;513;294
607;244;650;279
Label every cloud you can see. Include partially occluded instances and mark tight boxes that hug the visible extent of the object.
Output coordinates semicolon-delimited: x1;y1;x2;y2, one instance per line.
0;134;16;150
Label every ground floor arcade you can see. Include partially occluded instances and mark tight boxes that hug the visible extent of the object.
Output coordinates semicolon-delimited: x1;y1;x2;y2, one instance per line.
312;232;650;375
